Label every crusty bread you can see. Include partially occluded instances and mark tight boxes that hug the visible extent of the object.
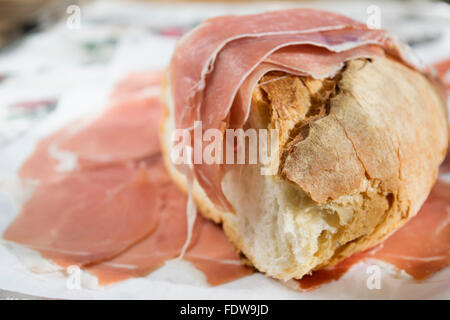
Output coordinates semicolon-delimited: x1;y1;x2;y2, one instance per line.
160;57;448;280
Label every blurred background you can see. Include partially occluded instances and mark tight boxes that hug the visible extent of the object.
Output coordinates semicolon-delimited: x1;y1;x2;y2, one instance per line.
0;0;449;147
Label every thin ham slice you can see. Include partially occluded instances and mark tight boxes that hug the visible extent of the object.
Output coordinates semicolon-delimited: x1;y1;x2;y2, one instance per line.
109;70;163;102
433;58;450;92
19;126;73;182
171;8;372;128
56;95;162;169
86;183;197;285
184;219;253;285
4;162;161;268
6;71;166;269
297;179;450;290
19;72;164;180
88;192;251;286
297;251;368;290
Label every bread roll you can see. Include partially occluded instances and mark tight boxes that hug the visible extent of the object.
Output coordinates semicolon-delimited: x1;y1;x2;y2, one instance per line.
160;9;448;281
161;56;447;280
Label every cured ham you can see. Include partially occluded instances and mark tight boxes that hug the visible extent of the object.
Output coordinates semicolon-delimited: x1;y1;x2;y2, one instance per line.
5;162;161;268
87;183;197;285
5;70;251;287
169;8;441;212
19;72;164;180
6;71;168;270
297;251;368;290
56;71;163;169
297;179;450;290
19;126;73;182
56;95;162;169
109;70;164;103
184;219;253;285
433;58;450;91
88;194;251;286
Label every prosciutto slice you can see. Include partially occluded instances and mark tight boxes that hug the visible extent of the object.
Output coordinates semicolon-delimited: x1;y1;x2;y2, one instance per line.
5;71;167;269
109;70;163;102
433;58;450;92
184;219;253;285
19;126;74;182
88;194;251;286
56;91;163;169
19;72;164;180
4;163;161;268
4;70;251;287
169;8;438;212
87;182;199;285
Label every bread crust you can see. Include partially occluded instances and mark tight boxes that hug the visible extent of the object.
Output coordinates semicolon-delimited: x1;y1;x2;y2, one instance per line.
160;56;448;279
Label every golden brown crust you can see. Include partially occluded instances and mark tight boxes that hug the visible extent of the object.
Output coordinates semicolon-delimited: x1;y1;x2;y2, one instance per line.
281;115;367;203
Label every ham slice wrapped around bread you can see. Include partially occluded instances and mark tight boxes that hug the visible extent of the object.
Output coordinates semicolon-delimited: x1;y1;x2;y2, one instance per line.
160;9;448;280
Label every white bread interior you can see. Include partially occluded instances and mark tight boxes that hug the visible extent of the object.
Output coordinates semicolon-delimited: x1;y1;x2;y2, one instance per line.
160;57;448;281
